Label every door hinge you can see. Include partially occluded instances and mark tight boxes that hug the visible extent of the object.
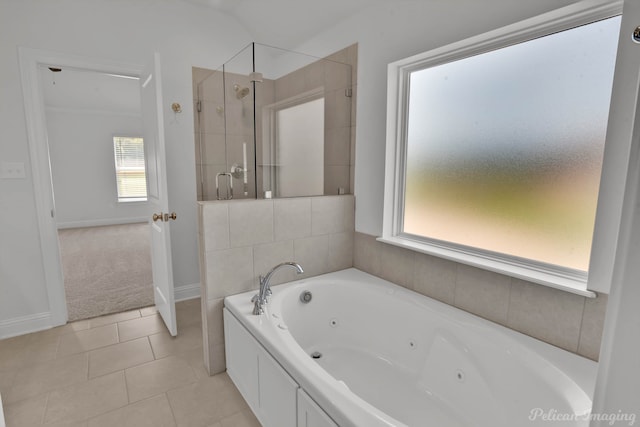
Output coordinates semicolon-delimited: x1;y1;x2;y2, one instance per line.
345;88;353;98
196;100;202;112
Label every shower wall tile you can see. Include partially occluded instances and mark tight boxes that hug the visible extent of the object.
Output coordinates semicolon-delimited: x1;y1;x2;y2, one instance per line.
325;48;349;66
324;165;350;196
199;195;355;375
353;231;608;361
328;232;354;272
347;44;358;85
204;298;225;374
344;195;355;231
311;196;346;235
507;278;584;353
324;61;351;93
201;203;229;251
454;265;511;325
304;60;325;90
294;235;330;279
325;127;351;166
412;252;457;305
201;101;225;134
200;133;226;165
578;294;608;360
253;241;296;286
274;198;312;241
228;200;274;247
378;243;415;289
275;71;306;101
353;232;382;277
324;89;351;130
198;69;223;102
205;246;254;300
350;85;357;125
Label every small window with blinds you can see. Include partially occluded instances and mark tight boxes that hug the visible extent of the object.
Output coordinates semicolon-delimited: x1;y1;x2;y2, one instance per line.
113;136;148;202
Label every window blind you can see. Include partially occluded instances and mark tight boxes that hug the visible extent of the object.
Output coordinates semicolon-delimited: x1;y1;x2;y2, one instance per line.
113;136;147;201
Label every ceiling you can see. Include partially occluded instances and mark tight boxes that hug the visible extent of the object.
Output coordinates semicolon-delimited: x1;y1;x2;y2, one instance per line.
182;0;385;48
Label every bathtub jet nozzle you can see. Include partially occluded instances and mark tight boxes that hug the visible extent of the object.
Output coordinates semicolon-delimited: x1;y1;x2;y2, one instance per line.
300;290;312;303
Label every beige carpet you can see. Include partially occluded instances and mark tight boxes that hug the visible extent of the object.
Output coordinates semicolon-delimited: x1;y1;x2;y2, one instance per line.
58;223;154;321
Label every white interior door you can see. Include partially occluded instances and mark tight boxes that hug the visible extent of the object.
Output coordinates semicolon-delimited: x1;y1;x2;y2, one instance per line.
140;53;177;336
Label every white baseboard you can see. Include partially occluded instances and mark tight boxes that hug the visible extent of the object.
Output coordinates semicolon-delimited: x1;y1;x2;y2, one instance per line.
57;217;148;229
0;286;200;339
0;311;53;340
175;283;201;302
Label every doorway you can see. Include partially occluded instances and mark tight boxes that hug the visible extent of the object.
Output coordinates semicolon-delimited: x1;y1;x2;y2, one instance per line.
39;65;154;321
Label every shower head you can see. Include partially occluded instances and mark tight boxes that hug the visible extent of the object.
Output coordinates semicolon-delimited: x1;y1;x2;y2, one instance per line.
234;84;250;99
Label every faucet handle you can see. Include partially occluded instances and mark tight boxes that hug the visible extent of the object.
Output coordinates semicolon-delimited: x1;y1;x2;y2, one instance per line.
251;294;259;303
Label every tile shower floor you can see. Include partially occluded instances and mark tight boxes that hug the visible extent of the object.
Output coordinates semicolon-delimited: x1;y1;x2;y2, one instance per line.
0;299;260;427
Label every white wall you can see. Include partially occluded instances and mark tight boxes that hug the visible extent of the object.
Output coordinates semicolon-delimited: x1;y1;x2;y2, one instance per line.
46;109;147;227
0;0;252;327
292;0;582;235
0;0;585;330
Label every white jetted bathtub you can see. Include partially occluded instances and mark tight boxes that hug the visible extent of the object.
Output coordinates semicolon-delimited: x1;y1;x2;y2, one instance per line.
224;268;597;427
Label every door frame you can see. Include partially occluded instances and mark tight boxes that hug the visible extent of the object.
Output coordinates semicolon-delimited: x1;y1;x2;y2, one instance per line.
18;47;143;327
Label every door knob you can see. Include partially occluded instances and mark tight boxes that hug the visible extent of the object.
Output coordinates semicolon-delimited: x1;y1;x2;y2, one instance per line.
152;212;163;222
164;212;177;221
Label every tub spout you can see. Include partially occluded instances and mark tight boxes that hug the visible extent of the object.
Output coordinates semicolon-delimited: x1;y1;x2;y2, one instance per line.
252;262;304;315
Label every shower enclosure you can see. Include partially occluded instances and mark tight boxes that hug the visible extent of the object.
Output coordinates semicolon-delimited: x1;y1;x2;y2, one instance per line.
193;42;355;200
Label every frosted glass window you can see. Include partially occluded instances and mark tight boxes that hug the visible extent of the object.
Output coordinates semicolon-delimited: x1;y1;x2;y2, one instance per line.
403;16;620;272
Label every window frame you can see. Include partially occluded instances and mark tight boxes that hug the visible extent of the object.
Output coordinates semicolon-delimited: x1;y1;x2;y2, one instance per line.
113;135;148;203
382;0;623;297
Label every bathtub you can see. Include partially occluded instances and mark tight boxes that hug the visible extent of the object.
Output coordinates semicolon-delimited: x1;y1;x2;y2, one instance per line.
224;268;597;427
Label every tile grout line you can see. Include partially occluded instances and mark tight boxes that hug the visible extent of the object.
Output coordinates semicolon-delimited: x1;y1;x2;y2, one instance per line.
39;391;51;425
148;335;158;360
575;296;588;355
164;391;180;426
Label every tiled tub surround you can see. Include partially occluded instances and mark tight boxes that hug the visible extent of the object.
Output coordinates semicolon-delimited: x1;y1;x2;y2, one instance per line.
354;232;607;361
198;195;355;374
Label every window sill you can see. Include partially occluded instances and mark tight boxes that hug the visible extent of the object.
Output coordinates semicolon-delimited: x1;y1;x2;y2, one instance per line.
117;198;148;203
377;236;596;298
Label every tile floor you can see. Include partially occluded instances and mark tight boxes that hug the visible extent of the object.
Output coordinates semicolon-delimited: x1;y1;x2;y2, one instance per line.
0;299;261;427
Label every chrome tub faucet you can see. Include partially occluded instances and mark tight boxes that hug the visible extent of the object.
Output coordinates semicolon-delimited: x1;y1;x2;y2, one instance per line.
252;262;304;315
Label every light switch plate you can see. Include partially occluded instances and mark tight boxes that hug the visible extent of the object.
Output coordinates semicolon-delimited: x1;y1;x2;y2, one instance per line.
0;161;27;179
